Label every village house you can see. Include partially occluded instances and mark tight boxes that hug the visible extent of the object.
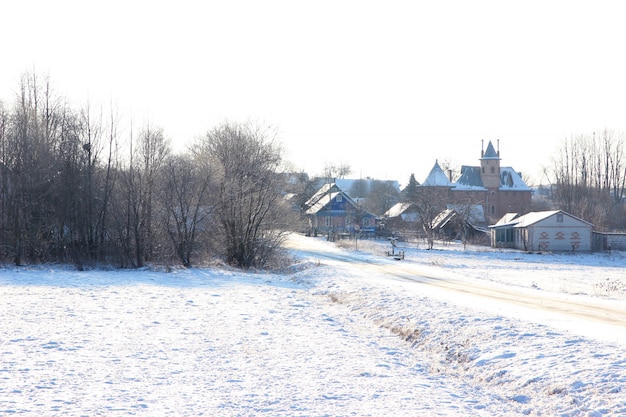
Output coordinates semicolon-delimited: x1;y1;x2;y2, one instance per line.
301;183;377;238
490;210;594;251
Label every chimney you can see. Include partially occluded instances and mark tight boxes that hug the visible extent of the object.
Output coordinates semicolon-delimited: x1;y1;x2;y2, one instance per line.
448;169;452;182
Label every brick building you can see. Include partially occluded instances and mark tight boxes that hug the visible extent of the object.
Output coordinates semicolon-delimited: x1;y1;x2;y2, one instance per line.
422;141;532;225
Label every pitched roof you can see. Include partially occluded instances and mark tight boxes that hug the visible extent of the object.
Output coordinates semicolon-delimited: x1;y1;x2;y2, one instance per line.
302;183;339;211
422;160;452;186
454;166;484;189
305;191;343;214
493;212;520;226
499;167;531;190
482;140;500;159
432;209;457;229
385;202;415;218
303;183;371;216
452;166;530;191
491;210;594;228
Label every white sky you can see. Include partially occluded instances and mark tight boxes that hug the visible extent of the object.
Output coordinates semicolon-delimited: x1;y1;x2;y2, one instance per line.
2;0;626;186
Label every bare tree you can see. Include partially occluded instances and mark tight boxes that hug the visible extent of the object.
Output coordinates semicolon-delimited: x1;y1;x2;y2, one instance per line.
3;72;61;264
93;105;121;262
0;100;9;260
195;121;287;268
138;123;170;261
349;179;369;199
323;162;352;181
110;121;170;267
160;154;214;267
54;104;88;267
548;131;626;230
111;122;140;267
0;72;120;267
411;186;449;249
364;180;400;216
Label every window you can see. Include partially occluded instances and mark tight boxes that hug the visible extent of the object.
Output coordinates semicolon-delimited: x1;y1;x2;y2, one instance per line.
506;172;514;187
336;194;342;202
491;205;495;215
556;213;563;223
490;166;495;174
482;167;485;174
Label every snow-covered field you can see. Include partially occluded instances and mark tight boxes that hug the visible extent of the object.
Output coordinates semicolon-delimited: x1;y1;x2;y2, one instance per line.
1;234;625;416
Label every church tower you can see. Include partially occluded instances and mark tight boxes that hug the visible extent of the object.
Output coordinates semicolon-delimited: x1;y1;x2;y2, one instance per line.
480;140;501;189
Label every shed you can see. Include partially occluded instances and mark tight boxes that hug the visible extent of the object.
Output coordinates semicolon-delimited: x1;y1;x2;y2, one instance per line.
431;208;487;242
490;210;594;251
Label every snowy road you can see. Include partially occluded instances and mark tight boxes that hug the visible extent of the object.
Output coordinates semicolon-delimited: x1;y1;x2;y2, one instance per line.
285;234;626;344
358;260;626;329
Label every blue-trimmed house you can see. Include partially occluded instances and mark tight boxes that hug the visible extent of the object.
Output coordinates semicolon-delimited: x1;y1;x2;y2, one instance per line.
302;183;376;237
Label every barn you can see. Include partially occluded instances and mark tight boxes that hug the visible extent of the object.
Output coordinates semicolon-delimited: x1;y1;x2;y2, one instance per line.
490;210;594;252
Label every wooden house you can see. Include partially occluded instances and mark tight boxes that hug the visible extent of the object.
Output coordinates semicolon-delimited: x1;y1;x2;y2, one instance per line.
302;183;376;237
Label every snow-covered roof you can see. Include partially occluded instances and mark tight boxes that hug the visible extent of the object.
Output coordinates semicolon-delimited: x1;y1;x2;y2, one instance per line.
384;202;414;218
432;209;456;229
499;167;530;190
493;212;521;227
303;182;369;216
513;210;561;227
491;210;594;228
305;191;343;214
454;166;485;190
422;160;452;186
453;166;530;191
303;183;338;211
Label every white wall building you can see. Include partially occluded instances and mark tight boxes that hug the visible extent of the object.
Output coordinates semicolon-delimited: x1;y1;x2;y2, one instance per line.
490;210;594;252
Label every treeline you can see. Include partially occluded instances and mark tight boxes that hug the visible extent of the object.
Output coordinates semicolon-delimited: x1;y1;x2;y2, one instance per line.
0;73;293;269
545;130;626;231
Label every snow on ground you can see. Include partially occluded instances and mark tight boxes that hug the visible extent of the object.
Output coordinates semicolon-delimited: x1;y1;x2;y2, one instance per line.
0;235;625;416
